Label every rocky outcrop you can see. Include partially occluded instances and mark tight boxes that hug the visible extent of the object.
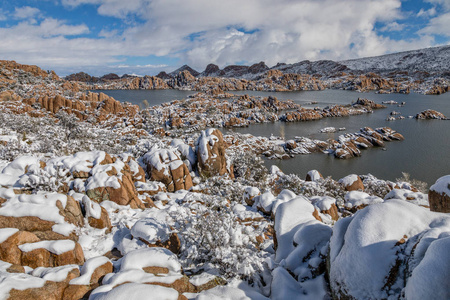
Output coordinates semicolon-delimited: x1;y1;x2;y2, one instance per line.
428;175;450;213
196;129;233;178
415;109;447;119
0;230;84;268
143;149;193;192
63;257;113;300
306;170;324;181
339;174;364;191
354;97;386;109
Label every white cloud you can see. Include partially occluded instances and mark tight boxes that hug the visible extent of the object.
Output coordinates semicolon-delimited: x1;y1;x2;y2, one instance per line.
0;9;7;21
115;64;168;68
1;0;446;75
13;6;41;20
380;22;406;32
61;0;103;8
417;7;436;18
419;12;450;36
425;0;450;11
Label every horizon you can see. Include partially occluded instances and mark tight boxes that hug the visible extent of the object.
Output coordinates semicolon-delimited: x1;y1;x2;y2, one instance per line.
1;0;449;76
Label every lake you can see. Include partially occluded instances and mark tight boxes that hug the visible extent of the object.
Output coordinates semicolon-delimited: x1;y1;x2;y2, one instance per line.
95;89;196;108
100;88;450;186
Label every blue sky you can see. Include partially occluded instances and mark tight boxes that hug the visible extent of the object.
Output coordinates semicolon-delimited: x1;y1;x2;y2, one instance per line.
0;0;448;76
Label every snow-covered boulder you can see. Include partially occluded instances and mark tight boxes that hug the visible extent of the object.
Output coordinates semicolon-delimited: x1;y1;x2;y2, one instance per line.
384;188;429;207
65;256;113;300
305;169;323;181
85;154;145;209
0;190;83;240
428;175;450;212
338;174;364;191
82;195;112;231
329;200;450;299
89;247;219;298
272;196;332;299
130;217;181;254
196;129;233;178
344;190;383;212
243;186;261;206
310;196;339;221
143;148;193;192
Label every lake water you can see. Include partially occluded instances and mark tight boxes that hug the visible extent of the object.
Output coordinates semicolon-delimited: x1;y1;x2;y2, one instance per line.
100;88;450;186
95;89;195;108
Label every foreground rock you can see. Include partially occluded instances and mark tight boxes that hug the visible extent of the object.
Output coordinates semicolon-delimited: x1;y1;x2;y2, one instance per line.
329;200;450;299
429;175;450;213
143;149;193;192
196;129;233;178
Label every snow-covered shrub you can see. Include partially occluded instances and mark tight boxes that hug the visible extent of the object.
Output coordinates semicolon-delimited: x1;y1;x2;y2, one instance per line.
198;176;246;203
274;173;345;200
231;150;268;183
361;174;392;198
169;193;271;283
395;172;428;193
24;165;68;193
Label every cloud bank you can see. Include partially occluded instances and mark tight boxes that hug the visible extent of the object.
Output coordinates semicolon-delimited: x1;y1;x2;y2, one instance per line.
0;0;448;75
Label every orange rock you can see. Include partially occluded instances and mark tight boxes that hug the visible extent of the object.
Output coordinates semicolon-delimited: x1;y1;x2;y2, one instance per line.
0;231;40;265
88;206;112;231
197;129;233;179
144;149;193;192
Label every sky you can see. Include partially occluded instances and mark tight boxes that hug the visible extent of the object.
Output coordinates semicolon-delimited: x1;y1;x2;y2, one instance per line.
0;0;449;76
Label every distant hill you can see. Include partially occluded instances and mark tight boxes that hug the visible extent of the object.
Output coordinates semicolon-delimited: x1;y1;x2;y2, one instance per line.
340;45;450;74
168;65;200;77
171;45;450;79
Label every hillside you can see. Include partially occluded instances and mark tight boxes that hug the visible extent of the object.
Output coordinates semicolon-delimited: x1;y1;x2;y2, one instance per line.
340;45;450;74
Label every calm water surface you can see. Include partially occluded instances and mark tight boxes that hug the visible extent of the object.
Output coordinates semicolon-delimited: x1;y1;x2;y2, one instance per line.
100;88;450;186
95;89;195;108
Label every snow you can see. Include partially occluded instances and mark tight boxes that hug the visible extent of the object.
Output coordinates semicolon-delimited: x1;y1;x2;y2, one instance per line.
329;200;450;299
274;196;316;262
0;262;45;300
189;272;217;286
243;186;260;202
47;151;105;174
338;174;359;186
70;256;110;285
19;240;76;255
310;196;335;211
89;283;180;300
0;155;39;186
319;127;336;133
306;170;322;181
130;217;171;244
143;148;183;176
0;192;68;223
0;228;18;244
384;188;429;207
85;171;121;190
344;191;383;209
31;265;79;282
196;285;270;300
52;223;76;236
82;195;102;219
404;236;450;300
271;267;326;300
255;191;275;213
197;129;219;163
430;175;450;196
171;139;197;167
119;247;181;273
